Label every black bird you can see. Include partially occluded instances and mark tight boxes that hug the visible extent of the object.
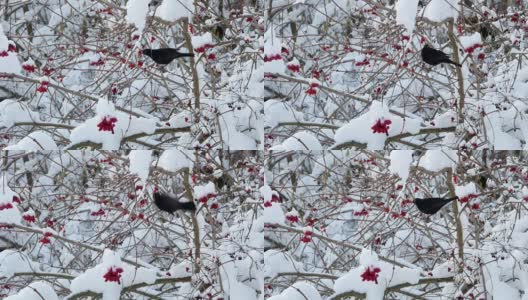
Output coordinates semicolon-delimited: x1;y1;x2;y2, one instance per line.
153;192;196;213
421;44;462;67
414;197;458;215
142;48;194;65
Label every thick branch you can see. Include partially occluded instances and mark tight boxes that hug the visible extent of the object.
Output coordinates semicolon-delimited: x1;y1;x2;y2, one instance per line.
180;18;201;120
447;20;465;122
447;168;464;272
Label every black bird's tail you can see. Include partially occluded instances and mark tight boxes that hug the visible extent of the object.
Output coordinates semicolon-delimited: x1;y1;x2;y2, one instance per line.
175;200;196;211
446;59;462;67
177;53;194;58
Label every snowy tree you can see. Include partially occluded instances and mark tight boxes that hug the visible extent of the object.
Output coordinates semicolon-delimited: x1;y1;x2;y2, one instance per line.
0;0;263;150
0;150;263;299
265;0;528;150
265;150;528;299
3;0;528;299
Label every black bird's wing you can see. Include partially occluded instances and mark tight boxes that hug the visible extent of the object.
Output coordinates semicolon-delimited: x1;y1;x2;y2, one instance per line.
153;192;196;213
414;197;458;215
432;48;450;60
142;49;165;64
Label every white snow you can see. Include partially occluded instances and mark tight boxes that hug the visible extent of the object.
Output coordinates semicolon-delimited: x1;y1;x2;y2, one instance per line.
217;113;259;149
334;101;421;149
270;131;322;150
0;182;22;225
166;111;192;128
455;182;477;198
69;249;156;300
4;131;58;150
69;98;156;150
217;250;259;300
430;110;457;128
333;248;420;300
264;250;303;278
417;150;458;172
429;261;455;278
395;0;419;35
168;261;193;278
128;150;152;183
264;26;286;75
260;184;273;202
47;2;86;28
157;149;193;172
194;182;216;200
264;59;286;75
269;281;322;300
223;279;257;299
460;32;482;49
513;67;528;98
0;99;39;128
191;32;213;49
155;0;193;22
264;27;282;59
5;281;58;300
125;0;150;31
0;24;21;74
0;250;40;278
264;202;285;225
481;101;524;150
265;100;304;128
423;0;459;22
389;151;413;181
